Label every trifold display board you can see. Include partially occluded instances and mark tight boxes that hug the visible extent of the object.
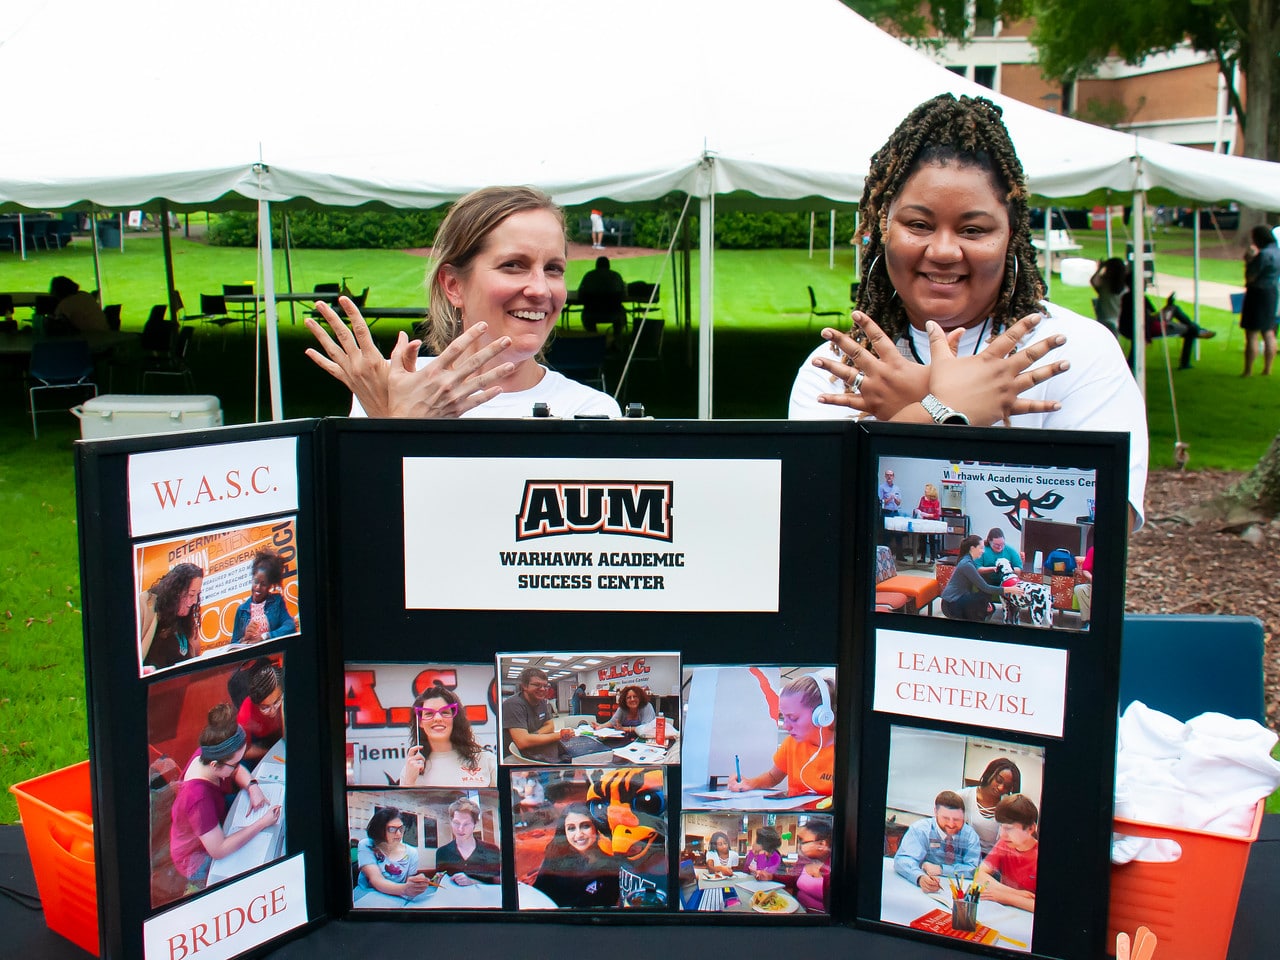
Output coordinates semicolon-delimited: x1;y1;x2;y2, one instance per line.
74;418;1128;960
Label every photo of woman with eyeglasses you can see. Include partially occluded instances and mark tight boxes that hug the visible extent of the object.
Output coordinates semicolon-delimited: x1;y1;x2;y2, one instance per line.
399;684;497;787
234;658;285;766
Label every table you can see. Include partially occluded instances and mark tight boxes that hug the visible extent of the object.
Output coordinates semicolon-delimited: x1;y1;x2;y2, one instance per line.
689;869;807;913
0;331;137;357
352;877;554;910
885;517;948;568
878;858;1032;952
0;291;48;309
207;740;287;885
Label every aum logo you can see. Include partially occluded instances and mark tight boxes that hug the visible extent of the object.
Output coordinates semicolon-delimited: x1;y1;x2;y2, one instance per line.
516;481;673;541
984;488;1065;531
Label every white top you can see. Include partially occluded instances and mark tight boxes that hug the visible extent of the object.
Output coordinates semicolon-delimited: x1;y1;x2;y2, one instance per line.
411;748;497;788
706;850;740;869
959;785;1000;855
350;356;621;419
787;302;1148;527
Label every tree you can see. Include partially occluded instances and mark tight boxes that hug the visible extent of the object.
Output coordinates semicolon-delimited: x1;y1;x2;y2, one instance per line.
1029;0;1278;168
844;1;1279;167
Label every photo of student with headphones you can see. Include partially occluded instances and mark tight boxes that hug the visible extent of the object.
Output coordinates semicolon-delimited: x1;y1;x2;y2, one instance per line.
727;672;836;799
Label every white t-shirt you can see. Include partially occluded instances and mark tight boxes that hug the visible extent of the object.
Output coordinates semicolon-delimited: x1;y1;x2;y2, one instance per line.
410;748;497;788
787;303;1148;527
706;850;740;870
350;356;621;419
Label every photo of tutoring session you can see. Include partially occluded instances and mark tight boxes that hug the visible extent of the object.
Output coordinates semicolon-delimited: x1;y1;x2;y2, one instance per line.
134;518;301;676
145;656;287;909
497;653;680;766
681;666;837;812
880;725;1045;952
679;811;833;915
873;457;1098;632
347;789;504;909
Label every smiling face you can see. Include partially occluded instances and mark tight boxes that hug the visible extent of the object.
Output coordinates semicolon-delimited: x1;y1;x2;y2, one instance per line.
883;161;1010;332
177;578;203;616
934;804;967;836
778;692;820;745
439;209;566;382
624;689;640;710
714;835;731;856
564;812;597;854
417;697;455;743
970;539;986;560
249;570;272;603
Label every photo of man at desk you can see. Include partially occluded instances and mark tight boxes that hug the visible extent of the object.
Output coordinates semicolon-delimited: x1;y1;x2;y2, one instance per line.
146;658;288;909
498;653;681;767
681;665;836;811
880;725;1043;951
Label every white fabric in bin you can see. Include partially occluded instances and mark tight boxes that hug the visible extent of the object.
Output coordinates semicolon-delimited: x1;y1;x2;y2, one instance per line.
74;394;222;439
883;517;948;533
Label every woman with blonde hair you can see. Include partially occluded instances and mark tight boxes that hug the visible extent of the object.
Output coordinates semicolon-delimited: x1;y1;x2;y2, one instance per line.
306;185;619;419
915;481;942;564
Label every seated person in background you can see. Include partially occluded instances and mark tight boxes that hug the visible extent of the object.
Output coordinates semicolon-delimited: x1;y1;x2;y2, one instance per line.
434;797;501;884
893;790;981;892
943;536;1022;622
1119;274;1214;371
744;825;783;880
49;275;108;334
777;819;832;914
236;659;284;765
1074;545;1094;628
595;685;655;730
704;831;739;877
577;255;627;335
976;795;1039;912
978;527;1022;585
231;550;296;644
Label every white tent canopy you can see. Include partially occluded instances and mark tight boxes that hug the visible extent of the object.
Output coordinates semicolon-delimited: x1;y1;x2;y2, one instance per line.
4;0;1278;414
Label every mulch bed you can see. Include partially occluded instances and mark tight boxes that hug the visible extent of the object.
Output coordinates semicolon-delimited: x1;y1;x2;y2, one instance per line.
1128;469;1280;728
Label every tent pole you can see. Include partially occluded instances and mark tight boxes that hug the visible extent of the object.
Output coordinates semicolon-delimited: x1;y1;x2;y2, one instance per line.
698;174;715;420
160;201;178;322
282;213;297;326
1105;193;1113;258
1042;207;1052;299
1192;209;1201;328
1131;186;1146;401
682;212;692;366
808;212;814;259
259;197;284;421
829;210;835;270
90;204;103;302
117;212;124;252
854;210;861;284
17;214;26;261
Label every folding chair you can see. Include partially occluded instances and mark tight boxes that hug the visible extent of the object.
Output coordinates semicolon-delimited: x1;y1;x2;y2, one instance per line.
547;334;608;391
28;339;98;437
142;326;196;393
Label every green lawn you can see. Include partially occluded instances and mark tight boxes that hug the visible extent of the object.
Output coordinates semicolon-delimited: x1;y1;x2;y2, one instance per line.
0;226;1273;821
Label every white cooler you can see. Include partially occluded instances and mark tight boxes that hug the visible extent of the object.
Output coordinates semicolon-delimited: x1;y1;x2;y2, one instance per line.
73;394;223;439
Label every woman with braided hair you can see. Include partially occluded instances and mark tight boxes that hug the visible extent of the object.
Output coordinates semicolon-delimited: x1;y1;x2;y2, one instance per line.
790;93;1147;527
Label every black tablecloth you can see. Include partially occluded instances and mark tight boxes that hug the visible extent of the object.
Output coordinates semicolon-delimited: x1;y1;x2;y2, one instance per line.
4;818;1277;958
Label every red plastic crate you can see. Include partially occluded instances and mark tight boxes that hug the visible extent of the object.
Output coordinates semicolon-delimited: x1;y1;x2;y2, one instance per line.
1107;801;1262;960
9;761;100;956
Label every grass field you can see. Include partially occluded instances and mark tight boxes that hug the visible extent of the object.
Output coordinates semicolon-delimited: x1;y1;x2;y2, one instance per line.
0;224;1274;821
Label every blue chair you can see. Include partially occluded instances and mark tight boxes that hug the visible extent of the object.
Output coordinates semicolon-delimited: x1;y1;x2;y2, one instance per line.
28;339;98;437
1120;614;1265;723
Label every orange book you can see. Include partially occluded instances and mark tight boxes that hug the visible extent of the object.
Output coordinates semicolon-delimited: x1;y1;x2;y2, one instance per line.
908;908;1000;945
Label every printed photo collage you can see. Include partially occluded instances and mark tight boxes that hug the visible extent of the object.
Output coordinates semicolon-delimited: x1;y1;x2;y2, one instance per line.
866;452;1111;954
135;516;302;911
343;657;837;915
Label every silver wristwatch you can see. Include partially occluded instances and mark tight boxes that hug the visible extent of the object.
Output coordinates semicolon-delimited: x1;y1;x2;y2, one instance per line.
921;394;969;425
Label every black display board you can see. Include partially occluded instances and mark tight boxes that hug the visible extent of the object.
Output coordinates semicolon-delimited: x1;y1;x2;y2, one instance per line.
73;418;1126;960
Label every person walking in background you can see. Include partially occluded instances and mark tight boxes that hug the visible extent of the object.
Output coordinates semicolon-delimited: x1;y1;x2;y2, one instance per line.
879;468;904;559
590;208;605;249
1241;225;1279;377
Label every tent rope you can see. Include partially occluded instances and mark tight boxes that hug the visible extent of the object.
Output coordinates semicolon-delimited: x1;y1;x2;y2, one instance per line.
1155;309;1189;468
612;193;693;401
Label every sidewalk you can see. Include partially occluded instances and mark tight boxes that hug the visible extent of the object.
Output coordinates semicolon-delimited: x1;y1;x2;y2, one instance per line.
1150;272;1239;312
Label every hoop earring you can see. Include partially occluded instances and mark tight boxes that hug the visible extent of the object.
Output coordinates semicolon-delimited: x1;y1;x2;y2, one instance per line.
863;254;881;279
1012;254;1019;290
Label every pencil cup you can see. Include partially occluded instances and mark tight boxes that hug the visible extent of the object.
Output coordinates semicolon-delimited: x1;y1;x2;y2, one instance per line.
951;898;978;932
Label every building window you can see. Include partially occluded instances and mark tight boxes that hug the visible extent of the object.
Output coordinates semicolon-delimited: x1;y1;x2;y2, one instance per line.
946;65;968;78
972;0;997;36
973;65;996;89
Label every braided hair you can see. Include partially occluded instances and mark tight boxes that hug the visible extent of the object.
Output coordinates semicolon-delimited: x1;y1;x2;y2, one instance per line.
854;93;1044;352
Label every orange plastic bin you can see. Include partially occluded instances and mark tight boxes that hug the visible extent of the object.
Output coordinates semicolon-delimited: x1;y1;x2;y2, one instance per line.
1107;801;1263;960
9;761;99;956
